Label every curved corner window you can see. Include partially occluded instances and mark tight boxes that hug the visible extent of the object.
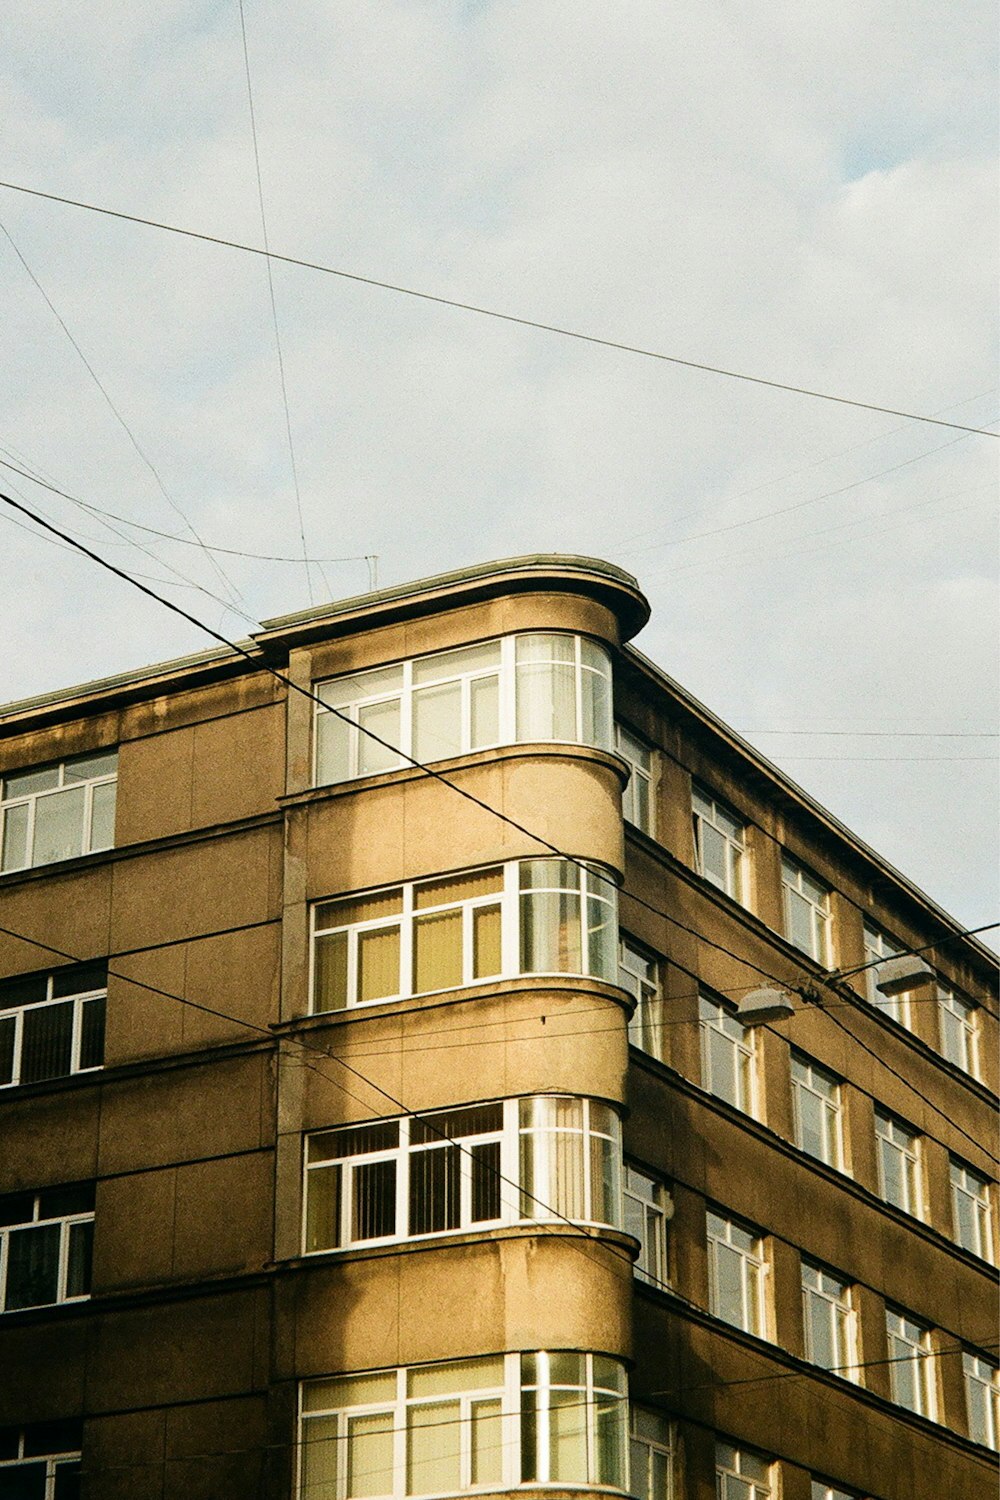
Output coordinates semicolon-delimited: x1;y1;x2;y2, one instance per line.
313;633;613;785
299;1350;628;1498
311;859;618;1013
304;1094;624;1254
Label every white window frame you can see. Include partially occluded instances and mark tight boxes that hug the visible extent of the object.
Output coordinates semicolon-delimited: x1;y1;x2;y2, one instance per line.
781;857;832;965
862;922;912;1028
630;1406;675;1500
811;1482;861;1500
0;1428;82;1496
1;750;117;873
963;1349;1000;1450
699;994;756;1115
619;937;663;1059
624;1164;670;1287
0;968;107;1089
311;859;618;1013
615;723;654;834
715;1441;773;1500
801;1260;858;1380
303;1096;623;1254
706;1211;768;1338
790;1052;844;1170
313;632;614;785
298;1350;629;1498
692;786;745;903
949;1158;994;1262
0;1185;95;1313
874;1108;922;1218
886;1309;936;1419
938;988;979;1077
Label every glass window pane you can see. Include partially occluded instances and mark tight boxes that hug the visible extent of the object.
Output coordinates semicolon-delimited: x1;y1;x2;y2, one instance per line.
714;1242;746;1326
19;1002;74;1084
31;786;86;866
1;801;29;870
316;711;350;785
0;1462;48;1500
408;1356;503;1398
317;890;404;929
471;1141;502;1222
472;904;502;979
549;1387;588;1481
306;1165;341;1252
412;682;462;763
581;658;613;751
53;1465;82;1500
301;1414;339;1500
89;780;116;850
357;700;402;776
352;1159;397;1241
471;1397;504;1485
413;910;463;993
66;1219;94;1297
411;642;501;684
304;1372;395;1410
0;1016;14;1085
347;1411;394;1498
358;927;401;1002
5;1223;62;1309
786;889;815;954
409;1144;461;1235
79;997;106;1070
4;766;60;796
470;675;500;747
414;869;502;908
586;891;617;980
314;931;349;1012
521;890;582;973
552;1130;586;1219
595;1394;627;1488
407;1401;460;1495
64;751;116;782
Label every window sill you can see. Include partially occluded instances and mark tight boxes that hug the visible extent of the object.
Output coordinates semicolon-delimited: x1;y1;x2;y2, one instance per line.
276;1220;639;1272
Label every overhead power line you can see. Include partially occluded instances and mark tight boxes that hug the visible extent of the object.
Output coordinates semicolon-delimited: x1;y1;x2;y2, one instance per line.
235;0;317;604
0;177;997;439
1;482;997;1170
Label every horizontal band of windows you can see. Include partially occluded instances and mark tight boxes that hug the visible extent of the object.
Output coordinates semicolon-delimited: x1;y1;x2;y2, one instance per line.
305;1096;623;1253
311;860;618;1013
299;1350;629;1498
313;633;613;786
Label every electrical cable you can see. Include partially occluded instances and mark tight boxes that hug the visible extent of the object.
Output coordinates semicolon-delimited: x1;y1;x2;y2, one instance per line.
0;177;996;439
236;0;316;603
0;218;244;612
2;480;997;1174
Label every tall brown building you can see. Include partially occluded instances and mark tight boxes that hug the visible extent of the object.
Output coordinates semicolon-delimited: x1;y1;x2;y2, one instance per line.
0;555;996;1500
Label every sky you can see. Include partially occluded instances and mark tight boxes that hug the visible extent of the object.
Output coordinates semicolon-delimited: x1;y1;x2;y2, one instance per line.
0;0;997;940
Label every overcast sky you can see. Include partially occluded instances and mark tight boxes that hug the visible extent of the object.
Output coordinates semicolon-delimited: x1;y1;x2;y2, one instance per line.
0;1;996;940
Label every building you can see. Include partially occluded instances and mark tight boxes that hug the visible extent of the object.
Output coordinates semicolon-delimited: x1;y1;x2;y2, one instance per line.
0;553;996;1500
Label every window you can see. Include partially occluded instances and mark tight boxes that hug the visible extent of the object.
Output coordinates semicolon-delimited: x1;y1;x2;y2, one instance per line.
938;989;979;1076
801;1261;856;1378
790;1052;843;1169
874;1109;922;1217
781;858;831;964
299;1351;628;1498
963;1350;999;1450
811;1483;862;1500
0;966;106;1089
623;1165;670;1287
619;939;663;1059
707;1212;767;1337
692;787;745;902
1;750;117;873
699;995;755;1114
630;1408;674;1500
862;923;911;1028
0;1421;82;1499
311;860;617;1013
950;1158;994;1261
314;633;614;784
0;1184;94;1313
715;1443;772;1500
886;1310;935;1418
304;1097;622;1253
616;724;654;833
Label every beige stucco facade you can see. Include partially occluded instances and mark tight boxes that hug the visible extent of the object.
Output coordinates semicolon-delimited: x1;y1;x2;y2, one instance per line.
0;555;996;1499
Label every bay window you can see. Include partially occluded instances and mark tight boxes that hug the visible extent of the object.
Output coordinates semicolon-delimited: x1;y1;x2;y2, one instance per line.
299;1351;628;1498
314;633;614;785
304;1096;623;1253
312;860;618;1013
